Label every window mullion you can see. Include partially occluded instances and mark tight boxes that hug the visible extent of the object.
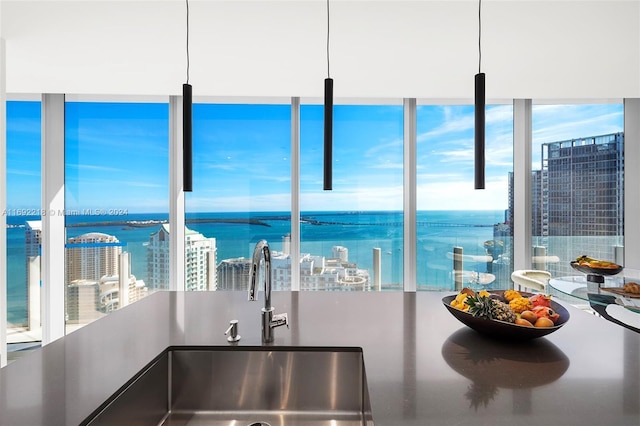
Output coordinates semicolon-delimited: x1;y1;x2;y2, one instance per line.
623;99;640;268
513;99;533;272
169;96;186;291
404;98;417;291
0;38;6;365
291;97;300;291
41;94;66;344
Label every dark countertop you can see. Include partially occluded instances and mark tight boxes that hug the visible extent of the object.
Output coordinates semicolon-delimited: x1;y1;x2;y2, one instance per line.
1;290;639;425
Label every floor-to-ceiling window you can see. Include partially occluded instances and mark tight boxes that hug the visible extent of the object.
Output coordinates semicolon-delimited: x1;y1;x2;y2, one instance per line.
5;95;630;356
186;102;292;291
5;100;42;357
530;103;624;278
416;104;514;291
64;100;169;332
299;103;404;291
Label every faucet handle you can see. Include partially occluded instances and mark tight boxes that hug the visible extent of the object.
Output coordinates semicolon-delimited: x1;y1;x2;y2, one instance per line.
224;320;241;342
271;312;289;329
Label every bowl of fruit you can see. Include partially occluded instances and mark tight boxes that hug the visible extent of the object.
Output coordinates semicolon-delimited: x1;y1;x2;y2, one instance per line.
442;288;570;340
570;255;623;276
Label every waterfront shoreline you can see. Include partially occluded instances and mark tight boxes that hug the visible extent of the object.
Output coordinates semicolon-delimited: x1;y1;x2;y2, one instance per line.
65;218;274;228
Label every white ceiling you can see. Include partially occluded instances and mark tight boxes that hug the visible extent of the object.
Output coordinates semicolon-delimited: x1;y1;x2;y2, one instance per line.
1;0;638;100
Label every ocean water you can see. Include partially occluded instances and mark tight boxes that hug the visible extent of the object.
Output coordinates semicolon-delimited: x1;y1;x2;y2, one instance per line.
6;210;506;325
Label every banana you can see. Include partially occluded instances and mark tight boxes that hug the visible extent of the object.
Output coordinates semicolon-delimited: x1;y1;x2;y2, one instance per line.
575;255;618;268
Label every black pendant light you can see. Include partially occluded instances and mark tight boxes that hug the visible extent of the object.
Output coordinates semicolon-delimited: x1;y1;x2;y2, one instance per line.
323;0;333;191
474;0;485;190
183;0;193;192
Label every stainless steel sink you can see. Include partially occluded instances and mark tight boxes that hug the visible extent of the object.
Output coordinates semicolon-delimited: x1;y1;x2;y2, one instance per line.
83;346;374;426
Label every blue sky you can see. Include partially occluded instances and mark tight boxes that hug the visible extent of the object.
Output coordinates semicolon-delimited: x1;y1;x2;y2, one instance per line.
65;102;169;213
6;101;623;213
6;101;41;210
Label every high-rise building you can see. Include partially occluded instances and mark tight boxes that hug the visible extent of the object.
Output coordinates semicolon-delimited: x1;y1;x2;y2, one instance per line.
332;246;348;262
217;243;370;292
118;252;148;307
65;233;146;323
147;225;170;290
147;224;217;291
24;220;42;330
66;279;100;324
507;169;544;237
217;257;252;291
25;220;41;257
507;132;624;276
66;232;122;283
540;132;623;237
275;247;370;292
23;223;146;327
531;170;544;237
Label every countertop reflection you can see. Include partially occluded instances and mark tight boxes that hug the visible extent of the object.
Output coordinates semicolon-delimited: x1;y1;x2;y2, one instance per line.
442;328;570;409
0;291;639;426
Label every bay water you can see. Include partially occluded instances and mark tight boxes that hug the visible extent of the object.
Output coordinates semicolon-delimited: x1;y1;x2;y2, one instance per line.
6;210;505;325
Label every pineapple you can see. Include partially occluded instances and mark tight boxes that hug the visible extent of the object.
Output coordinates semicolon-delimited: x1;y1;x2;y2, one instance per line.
492;300;517;323
465;294;495;320
465;294;517;323
465;382;499;411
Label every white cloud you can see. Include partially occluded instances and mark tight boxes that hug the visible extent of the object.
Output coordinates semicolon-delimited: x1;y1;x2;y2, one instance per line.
370;162;403;170
67;163;125;173
6;169;40;177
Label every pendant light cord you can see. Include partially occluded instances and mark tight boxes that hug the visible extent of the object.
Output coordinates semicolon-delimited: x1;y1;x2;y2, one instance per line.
326;0;331;79
478;0;482;74
186;0;190;84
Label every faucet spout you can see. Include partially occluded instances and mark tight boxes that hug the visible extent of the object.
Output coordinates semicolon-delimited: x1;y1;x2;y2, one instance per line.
249;239;272;310
248;239;287;343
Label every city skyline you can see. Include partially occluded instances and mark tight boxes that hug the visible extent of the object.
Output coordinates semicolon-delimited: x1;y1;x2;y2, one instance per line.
6;101;623;214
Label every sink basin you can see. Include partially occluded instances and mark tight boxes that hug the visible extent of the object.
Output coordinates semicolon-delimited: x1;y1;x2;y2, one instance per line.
83;346;374;426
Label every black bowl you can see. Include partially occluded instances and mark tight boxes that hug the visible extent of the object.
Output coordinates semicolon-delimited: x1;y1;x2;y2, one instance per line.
442;290;570;340
570;260;623;276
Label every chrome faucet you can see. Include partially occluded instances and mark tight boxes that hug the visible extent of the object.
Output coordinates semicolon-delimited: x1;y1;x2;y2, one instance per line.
248;240;288;343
